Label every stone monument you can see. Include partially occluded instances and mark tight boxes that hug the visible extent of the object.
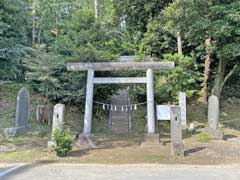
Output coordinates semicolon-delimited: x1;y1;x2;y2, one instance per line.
208;95;224;139
4;87;30;136
48;103;65;148
179;92;186;128
170;106;184;157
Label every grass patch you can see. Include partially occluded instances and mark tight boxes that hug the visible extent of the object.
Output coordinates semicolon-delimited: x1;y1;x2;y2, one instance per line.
0;149;48;162
195;133;211;142
143;154;164;162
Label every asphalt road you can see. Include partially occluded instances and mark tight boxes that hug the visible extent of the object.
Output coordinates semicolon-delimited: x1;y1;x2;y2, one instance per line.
3;163;240;180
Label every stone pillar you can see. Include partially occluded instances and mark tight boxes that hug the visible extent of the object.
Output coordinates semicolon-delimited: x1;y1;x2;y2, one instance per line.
179;92;187;128
48;103;65;148
146;68;155;134
52;103;65;137
208;95;223;139
170;106;184;157
83;69;95;134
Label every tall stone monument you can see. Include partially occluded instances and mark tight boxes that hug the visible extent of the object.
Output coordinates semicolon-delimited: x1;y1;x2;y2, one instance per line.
16;88;30;127
208;95;224;139
179;92;186;128
4;87;30;136
170;106;184;157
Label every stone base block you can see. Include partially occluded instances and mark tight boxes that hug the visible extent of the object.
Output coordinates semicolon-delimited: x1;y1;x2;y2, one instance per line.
3;126;27;137
171;142;184;157
47;140;56;149
208;128;224;139
75;133;96;148
141;133;160;147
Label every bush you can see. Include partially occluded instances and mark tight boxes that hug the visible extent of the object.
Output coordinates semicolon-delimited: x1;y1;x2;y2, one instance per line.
53;128;74;157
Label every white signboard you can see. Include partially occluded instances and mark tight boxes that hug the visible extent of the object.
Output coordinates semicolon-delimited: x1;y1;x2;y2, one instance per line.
156;105;171;120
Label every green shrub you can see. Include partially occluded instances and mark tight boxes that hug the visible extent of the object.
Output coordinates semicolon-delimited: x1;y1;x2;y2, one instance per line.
53;128;74;157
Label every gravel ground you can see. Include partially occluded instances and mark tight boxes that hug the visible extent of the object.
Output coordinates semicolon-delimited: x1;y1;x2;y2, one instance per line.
4;163;240;180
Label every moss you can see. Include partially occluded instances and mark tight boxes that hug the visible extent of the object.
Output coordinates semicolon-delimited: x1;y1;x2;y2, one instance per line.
195;133;211;142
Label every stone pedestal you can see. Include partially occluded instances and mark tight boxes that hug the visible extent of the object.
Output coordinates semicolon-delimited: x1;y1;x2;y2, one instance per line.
3;127;27;137
141;134;160;147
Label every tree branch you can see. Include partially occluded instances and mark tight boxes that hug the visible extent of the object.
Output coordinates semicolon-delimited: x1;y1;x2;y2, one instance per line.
221;64;240;89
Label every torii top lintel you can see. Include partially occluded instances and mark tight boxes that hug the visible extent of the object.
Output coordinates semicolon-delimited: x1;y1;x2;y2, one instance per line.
67;61;175;71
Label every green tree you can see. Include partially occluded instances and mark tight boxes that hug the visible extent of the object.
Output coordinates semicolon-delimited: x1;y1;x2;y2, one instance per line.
161;0;240;100
0;0;31;80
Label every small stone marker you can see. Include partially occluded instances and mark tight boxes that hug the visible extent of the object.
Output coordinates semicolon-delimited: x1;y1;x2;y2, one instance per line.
48;103;65;148
179;92;186;128
170;106;184;157
16;87;30;128
52;104;65;136
208;95;224;139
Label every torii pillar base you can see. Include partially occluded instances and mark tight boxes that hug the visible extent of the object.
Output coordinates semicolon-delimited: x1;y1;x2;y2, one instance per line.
140;133;160;147
75;133;96;148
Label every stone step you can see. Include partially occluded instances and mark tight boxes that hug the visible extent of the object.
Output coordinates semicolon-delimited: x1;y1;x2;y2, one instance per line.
111;112;129;115
112;123;129;127
111;116;129;120
111;128;129;133
111;119;129;123
110;89;131;134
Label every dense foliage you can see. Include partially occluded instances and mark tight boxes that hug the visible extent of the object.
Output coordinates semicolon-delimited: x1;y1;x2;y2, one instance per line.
0;0;30;80
0;0;239;105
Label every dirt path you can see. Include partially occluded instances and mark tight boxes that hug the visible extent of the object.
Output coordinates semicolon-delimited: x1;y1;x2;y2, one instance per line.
4;163;240;180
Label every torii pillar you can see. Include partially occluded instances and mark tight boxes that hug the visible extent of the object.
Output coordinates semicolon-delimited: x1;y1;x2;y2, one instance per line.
147;68;155;134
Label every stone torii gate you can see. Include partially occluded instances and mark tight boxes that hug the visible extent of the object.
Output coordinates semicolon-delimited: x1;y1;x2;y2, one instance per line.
67;61;174;137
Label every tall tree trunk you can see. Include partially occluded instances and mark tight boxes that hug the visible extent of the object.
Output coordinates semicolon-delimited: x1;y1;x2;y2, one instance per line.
32;0;36;47
203;37;211;103
37;31;41;44
177;31;182;55
212;57;226;100
94;0;99;18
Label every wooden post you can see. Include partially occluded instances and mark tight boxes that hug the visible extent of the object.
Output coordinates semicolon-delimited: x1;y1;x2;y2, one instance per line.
147;68;155;134
170;106;184;157
83;69;94;134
